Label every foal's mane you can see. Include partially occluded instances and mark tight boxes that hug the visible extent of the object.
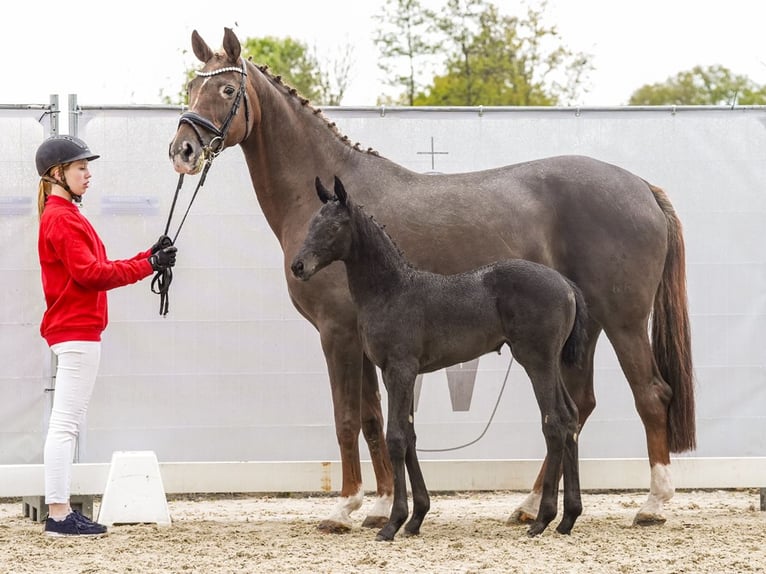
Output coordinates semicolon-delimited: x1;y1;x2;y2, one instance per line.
243;56;381;157
350;200;414;271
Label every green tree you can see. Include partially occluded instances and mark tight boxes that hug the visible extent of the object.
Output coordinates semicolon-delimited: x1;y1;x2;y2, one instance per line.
376;0;591;106
242;36;324;102
374;0;439;105
164;35;349;105
629;65;766;105
417;0;590;106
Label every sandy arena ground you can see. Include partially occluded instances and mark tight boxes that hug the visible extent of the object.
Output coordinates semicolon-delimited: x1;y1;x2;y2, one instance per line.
0;489;764;574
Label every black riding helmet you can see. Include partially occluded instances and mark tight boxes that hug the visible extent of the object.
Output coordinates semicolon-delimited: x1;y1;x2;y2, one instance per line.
35;135;100;176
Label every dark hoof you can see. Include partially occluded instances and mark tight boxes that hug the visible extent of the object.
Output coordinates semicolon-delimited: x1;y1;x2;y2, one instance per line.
403;525;421;537
376;525;396;541
317;520;351;534
361;515;390;529
526;522;547;537
632;513;667;527
555;522;573;535
506;509;536;526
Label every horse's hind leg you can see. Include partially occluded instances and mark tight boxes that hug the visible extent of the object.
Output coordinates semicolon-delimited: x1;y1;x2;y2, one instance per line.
508;323;601;526
360;355;394;529
523;364;569;537
605;323;675;526
555;387;582;534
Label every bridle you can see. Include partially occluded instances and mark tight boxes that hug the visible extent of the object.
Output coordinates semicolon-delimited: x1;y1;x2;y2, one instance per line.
152;57;251;316
177;57;251;159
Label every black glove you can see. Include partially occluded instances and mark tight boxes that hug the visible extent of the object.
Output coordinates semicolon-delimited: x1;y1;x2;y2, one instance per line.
149;246;177;271
151;235;173;255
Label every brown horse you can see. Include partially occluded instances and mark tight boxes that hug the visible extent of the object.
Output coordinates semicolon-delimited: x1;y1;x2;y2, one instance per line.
168;27;695;533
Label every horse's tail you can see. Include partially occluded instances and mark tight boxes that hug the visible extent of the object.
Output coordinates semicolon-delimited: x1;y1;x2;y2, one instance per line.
648;183;696;453
561;279;589;368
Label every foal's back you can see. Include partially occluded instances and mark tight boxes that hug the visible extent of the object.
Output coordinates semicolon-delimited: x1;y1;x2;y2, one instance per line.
361;259;579;375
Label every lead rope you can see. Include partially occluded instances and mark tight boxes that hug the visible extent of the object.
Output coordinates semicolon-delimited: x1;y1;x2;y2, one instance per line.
151;158;214;316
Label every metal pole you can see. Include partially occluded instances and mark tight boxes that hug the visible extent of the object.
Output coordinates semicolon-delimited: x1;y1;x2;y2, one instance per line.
68;94;78;136
48;94;59;136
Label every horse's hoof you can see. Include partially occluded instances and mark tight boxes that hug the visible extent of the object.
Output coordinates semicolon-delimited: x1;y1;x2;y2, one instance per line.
403;525;421;537
317;520;352;534
361;515;390;529
506;509;536;525
555;522;573;535
526;525;545;538
632;513;667;527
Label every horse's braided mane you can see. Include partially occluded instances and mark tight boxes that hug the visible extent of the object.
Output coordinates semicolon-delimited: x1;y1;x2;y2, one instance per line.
248;57;381;157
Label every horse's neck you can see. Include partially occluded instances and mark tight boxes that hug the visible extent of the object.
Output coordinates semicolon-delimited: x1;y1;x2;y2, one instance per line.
239;66;357;240
344;208;410;299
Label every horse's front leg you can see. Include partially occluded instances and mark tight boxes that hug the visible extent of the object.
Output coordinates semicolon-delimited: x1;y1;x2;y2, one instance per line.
402;403;430;537
317;327;366;534
377;363;418;542
360;355;394;529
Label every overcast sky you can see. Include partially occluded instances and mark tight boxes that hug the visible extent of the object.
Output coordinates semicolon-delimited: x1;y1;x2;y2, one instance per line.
2;0;764;108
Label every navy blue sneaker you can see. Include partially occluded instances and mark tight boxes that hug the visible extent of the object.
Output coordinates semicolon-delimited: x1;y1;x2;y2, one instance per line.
44;512;108;537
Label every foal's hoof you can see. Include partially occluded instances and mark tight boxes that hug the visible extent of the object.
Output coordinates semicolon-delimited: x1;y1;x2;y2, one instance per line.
632;512;667;527
361;515;390;529
526;523;547;538
375;525;396;542
506;509;536;525
317;519;351;534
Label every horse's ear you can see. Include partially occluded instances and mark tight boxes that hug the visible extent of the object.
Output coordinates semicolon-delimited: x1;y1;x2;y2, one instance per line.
191;30;214;63
334;176;348;205
315;177;333;204
222;27;242;62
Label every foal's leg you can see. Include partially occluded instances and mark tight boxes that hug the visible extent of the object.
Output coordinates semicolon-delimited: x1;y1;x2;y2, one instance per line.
377;363;419;542
555;384;582;535
508;323;601;525
524;364;569;537
360;355;394;529
403;400;430;537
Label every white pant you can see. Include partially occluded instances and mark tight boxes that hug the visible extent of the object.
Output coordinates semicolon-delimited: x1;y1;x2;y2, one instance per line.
44;341;101;504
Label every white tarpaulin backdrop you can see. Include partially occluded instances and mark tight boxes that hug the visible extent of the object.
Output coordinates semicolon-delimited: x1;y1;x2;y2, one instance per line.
1;103;764;467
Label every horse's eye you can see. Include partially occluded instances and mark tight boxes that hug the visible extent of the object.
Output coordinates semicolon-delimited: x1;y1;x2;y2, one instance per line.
223;85;235;96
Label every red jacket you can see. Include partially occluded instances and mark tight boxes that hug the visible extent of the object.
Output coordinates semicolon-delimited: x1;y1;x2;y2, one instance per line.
38;195;154;346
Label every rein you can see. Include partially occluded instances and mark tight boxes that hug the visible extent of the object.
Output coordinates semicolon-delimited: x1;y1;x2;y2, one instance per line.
152;58;249;316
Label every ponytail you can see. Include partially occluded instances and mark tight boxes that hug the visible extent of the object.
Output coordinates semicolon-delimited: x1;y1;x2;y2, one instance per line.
37;179;49;220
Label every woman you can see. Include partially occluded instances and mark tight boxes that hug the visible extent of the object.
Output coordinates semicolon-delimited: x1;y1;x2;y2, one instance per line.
35;134;177;537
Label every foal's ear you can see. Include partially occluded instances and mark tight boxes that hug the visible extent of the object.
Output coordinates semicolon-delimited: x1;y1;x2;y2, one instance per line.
333;176;348;205
191;30;214;63
315;177;333;204
222;27;242;62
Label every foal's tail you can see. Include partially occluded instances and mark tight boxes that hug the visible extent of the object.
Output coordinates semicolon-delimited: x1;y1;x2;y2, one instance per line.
648;183;696;453
561;279;589;368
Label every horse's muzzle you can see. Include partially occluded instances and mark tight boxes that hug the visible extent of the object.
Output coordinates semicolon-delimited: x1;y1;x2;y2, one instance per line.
290;258;309;281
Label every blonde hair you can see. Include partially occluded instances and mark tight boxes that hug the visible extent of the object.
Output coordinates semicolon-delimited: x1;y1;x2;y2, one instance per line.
37;164;67;220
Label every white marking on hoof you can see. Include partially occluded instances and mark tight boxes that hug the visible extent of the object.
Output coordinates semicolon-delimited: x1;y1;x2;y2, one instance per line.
637;463;674;518
368;493;393;519
508;491;541;523
325;488;364;527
